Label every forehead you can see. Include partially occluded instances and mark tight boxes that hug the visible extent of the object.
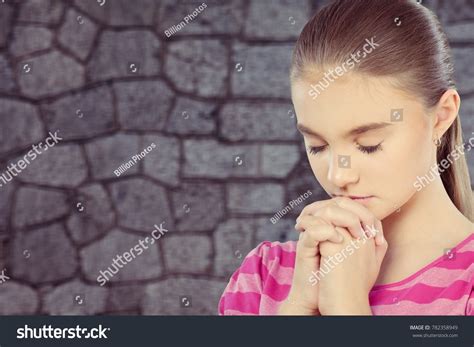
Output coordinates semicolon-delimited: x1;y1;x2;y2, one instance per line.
291;73;423;132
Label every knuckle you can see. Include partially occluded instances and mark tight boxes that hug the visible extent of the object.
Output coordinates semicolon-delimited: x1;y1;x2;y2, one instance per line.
371;219;378;230
305;226;327;240
334;196;347;205
304;201;321;214
335;196;350;205
298;214;310;224
335;226;350;238
325;205;337;217
350;215;359;226
319;241;336;255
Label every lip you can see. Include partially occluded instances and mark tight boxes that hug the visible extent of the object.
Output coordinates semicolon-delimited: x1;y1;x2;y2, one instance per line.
333;194;374;201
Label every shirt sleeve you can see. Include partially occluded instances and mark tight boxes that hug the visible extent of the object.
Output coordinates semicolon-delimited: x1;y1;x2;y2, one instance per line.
218;241;271;315
466;285;474;316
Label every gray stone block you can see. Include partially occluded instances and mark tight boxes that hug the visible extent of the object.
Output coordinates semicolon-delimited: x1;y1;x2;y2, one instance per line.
453;48;474;94
0;282;39;314
80;228;163;283
10;26;53;57
446;23;474;42
227;183;285;214
85;133;141;180
166;97;217;135
58;9;99;61
107;285;144;312
88;30;160;81
10;223;77;283
261;144;300;178
67;183;115;245
43;280;108;315
0;183;14;230
220;101;298;141
142;134;180;187
74;0;158;26
286;160;327;215
437;0;474;23
115;80;173;131
460;96;474;137
0;99;43;155
41;85;115;141
18;0;64;25
255;217;299;244
171;182;224;232
158;0;244;36
13;186;69;228
18;144;87;187
165;39;228;97
18;51;85;99
109;178;173;232
142;277;227;315
183;139;259;178
231;43;293;98
0;4;13;48
162;235;212;273
0;55;15;92
416;0;439;12
244;0;311;39
213;218;255;277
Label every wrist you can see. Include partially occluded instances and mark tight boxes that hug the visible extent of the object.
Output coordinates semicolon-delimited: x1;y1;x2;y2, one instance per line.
323;297;372;315
278;296;320;316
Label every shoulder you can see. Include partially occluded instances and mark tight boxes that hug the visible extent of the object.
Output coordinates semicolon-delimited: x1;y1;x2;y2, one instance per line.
254;240;297;270
455;232;474;274
232;240;297;280
218;240;297;315
463;234;474;315
447;232;474;315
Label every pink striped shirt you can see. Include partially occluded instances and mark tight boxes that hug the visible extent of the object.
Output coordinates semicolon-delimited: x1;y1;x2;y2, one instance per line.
218;233;474;315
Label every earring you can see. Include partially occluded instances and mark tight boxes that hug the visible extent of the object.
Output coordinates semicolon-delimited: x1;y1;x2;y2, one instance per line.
433;135;442;147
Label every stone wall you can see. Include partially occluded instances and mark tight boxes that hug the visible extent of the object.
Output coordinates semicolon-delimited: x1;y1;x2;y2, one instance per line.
0;0;472;315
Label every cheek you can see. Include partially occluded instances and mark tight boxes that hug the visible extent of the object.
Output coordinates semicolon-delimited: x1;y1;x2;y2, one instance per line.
390;132;433;181
306;153;328;183
367;133;433;206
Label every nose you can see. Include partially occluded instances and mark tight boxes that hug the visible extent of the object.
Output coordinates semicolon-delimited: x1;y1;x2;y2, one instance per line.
327;152;359;187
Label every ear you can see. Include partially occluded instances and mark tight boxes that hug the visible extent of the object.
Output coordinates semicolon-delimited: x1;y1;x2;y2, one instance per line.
432;89;461;139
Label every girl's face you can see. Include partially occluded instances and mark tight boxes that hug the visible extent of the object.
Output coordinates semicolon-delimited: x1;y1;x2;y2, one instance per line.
291;73;436;220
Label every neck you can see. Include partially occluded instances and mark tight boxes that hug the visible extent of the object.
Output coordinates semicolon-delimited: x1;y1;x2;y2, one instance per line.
382;176;472;248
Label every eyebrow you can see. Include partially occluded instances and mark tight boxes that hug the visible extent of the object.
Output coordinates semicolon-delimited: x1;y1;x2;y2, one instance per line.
296;122;393;139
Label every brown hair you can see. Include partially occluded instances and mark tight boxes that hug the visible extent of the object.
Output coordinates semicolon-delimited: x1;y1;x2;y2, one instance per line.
290;0;473;221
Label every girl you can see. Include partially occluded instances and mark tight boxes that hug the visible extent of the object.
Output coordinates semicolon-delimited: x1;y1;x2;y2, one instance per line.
218;0;474;315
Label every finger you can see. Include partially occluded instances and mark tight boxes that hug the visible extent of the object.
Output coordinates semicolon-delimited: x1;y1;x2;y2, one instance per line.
298;198;334;219
372;219;385;246
299;197;379;239
363;219;384;246
334;226;351;240
375;235;388;266
295;214;329;232
333;197;379;238
311;204;365;239
298;220;344;246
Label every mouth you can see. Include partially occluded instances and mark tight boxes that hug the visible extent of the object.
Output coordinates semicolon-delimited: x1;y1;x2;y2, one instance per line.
333;194;374;202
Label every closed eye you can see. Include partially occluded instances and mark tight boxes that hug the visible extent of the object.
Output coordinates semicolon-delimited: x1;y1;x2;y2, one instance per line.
356;143;383;154
308;145;327;155
307;143;383;156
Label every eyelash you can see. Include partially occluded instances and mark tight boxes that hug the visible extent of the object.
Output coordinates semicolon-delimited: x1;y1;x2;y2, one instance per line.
308;143;383;155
